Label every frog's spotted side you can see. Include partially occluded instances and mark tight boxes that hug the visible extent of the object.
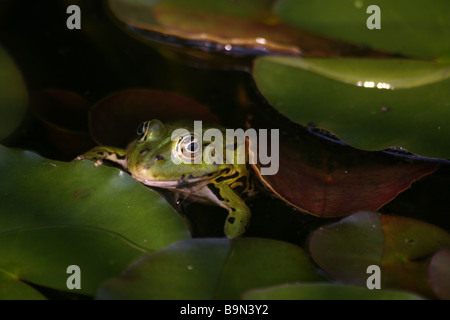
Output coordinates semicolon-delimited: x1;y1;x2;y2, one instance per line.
78;119;257;238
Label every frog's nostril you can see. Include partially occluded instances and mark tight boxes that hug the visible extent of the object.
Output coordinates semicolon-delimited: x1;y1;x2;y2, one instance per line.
155;155;164;161
140;147;152;156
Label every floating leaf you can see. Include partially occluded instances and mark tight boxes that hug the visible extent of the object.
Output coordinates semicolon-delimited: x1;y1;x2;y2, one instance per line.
275;0;450;59
243;283;424;300
260;57;450;89
0;145;191;251
309;212;450;298
97;238;322;299
0;46;27;140
428;248;450;300
253;56;450;158
26;89;96;160
108;0;380;58
249;115;437;218
30;89;90;132
0;226;147;296
89;89;219;147
0;271;46;300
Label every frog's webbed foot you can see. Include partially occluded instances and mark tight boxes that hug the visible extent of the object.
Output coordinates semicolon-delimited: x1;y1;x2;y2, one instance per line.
76;146;128;168
76;154;104;167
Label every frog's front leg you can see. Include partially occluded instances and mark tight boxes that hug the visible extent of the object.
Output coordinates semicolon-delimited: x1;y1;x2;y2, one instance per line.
208;183;251;239
76;146;128;169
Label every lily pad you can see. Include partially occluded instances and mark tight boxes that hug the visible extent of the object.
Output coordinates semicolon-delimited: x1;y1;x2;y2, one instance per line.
0;46;28;140
26;89;96;160
0;145;191;251
428;248;450;300
249;115;437;218
243;283;424;300
0;226;148;297
0;271;46;300
30;89;90;132
253;56;450;158
97;238;323;299
262;57;450;89
89;89;219;147
108;0;379;58
275;0;450;60
309;212;450;298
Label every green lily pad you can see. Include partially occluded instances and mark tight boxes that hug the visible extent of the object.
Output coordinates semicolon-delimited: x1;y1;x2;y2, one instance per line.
0;145;191;251
309;212;450;298
264;57;450;89
0;271;46;300
0;226;148;297
243;283;424;300
253;56;450;158
275;0;450;60
0;46;28;140
97;238;323;299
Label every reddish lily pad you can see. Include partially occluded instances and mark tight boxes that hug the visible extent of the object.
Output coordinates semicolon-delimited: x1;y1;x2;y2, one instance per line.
30;89;90;132
249;115;437;218
89;89;219;147
309;212;450;298
0;46;28;140
428;248;450;300
108;0;386;58
27;89;95;160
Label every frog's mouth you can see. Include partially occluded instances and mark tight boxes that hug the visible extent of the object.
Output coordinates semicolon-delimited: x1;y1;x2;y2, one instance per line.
133;172;219;189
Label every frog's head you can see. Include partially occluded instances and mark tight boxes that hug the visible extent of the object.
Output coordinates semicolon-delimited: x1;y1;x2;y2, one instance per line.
126;119;231;188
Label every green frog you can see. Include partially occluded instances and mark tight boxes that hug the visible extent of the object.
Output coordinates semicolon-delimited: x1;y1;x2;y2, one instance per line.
77;119;257;239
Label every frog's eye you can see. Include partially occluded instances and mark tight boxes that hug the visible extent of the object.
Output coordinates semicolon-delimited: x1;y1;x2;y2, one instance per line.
136;121;149;142
174;133;202;163
137;120;166;143
185;140;200;153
